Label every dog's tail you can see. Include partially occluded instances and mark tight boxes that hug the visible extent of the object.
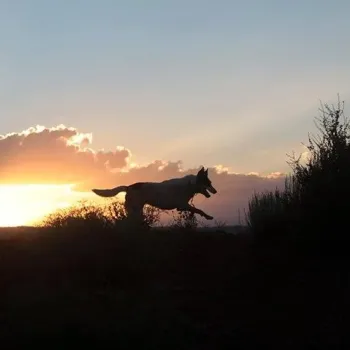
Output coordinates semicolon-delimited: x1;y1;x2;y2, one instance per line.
92;185;128;198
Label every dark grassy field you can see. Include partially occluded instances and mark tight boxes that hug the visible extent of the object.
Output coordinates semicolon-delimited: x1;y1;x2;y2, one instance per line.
0;226;347;349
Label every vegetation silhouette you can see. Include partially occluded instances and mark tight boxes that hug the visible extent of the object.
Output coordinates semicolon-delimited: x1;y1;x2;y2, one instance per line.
1;96;348;348
246;96;350;255
40;199;199;232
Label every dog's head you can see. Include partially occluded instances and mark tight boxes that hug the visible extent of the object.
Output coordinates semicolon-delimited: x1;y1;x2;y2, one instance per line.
196;167;217;198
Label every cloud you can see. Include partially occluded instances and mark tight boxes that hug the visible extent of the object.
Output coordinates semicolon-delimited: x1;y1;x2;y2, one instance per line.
0;124;287;224
0;124;130;184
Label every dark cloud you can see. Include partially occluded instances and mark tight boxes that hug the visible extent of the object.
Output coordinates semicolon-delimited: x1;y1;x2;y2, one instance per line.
0;125;287;224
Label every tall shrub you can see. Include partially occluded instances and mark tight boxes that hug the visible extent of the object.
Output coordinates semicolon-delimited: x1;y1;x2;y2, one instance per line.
288;98;350;241
246;97;350;247
246;175;300;242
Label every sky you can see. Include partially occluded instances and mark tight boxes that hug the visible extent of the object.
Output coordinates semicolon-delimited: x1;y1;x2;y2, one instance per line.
0;0;349;226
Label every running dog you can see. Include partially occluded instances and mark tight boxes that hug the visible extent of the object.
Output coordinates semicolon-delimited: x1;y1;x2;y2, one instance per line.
92;167;217;220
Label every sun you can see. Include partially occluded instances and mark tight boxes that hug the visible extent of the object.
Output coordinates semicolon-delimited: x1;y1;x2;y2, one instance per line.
0;184;90;227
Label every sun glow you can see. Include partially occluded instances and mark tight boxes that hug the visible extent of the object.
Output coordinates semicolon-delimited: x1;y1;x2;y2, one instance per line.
0;184;94;227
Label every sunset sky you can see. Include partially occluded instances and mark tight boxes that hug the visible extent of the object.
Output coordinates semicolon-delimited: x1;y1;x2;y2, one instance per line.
1;1;350;226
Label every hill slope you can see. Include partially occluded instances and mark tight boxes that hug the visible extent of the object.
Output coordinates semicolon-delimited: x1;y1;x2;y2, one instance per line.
0;226;347;348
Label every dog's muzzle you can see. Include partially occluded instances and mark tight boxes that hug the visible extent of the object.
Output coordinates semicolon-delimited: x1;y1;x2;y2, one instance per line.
202;189;211;198
208;185;217;194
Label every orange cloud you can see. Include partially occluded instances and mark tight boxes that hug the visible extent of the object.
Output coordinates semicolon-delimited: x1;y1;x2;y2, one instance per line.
0;124;130;185
0;125;287;224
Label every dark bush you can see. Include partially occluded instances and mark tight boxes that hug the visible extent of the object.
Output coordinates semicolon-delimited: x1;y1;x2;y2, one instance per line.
40;199;161;231
246;175;300;242
169;210;199;231
40;199;198;232
246;97;350;251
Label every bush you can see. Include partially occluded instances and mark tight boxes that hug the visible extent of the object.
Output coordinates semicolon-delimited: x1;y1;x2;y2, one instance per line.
246;176;300;242
246;97;350;249
41;199;198;232
169;210;199;231
40;199;161;231
41;200;111;230
289;99;350;239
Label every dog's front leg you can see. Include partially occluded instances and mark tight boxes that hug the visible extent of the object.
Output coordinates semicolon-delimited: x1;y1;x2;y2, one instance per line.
178;204;213;220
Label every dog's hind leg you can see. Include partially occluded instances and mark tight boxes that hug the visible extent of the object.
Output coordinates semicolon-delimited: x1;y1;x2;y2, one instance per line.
177;204;213;220
125;193;145;225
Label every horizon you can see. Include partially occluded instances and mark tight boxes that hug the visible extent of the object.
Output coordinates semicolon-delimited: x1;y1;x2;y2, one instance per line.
1;1;349;226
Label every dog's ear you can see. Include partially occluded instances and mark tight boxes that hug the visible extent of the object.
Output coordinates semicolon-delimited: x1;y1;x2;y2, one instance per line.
197;167;205;176
204;168;208;176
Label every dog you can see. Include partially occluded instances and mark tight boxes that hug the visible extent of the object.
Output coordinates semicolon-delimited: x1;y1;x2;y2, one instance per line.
92;167;217;220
